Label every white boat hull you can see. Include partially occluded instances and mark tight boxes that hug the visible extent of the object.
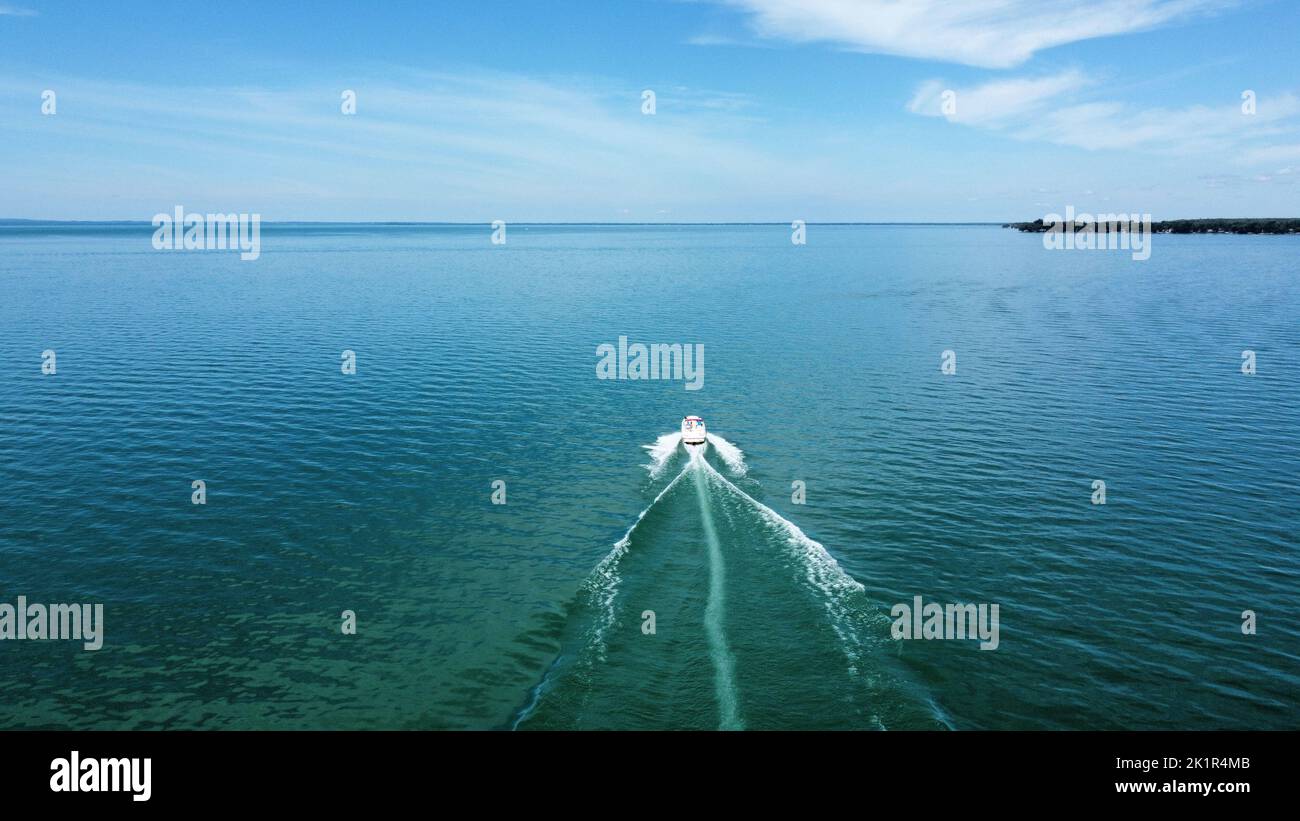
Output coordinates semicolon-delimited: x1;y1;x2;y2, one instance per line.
681;416;706;445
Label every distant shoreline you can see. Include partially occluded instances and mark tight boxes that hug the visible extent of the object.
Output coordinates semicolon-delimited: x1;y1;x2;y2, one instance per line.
3;218;1298;231
1005;218;1300;234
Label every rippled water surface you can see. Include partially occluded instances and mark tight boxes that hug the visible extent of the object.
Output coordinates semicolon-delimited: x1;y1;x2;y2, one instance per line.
1;223;1296;729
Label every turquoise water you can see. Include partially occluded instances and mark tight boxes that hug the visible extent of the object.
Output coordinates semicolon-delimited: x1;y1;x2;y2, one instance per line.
0;223;1296;729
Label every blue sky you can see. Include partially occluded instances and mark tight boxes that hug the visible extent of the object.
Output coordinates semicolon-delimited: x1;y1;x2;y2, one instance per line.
1;0;1297;220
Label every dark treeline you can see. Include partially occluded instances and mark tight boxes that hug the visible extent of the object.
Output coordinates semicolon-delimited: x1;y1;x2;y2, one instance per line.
1005;218;1300;234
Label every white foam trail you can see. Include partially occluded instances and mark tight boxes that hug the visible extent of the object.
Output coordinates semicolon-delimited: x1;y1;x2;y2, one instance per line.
696;457;869;676
583;461;693;659
705;433;747;477
688;444;744;730
642;432;683;479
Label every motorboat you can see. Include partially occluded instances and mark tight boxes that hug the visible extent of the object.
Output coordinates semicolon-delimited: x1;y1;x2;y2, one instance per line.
681;415;706;445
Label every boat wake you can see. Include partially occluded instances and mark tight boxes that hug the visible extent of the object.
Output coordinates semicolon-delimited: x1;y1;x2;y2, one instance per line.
687;443;744;729
704;433;747;477
694;454;875;679
643;430;748;479
643;432;683;479
582;460;693;661
513;429;935;730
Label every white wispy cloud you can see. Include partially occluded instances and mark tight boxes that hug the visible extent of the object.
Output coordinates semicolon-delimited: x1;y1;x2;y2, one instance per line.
0;69;844;220
909;71;1300;160
685;34;744;47
1022;96;1300;152
907;71;1089;125
718;0;1234;67
4;64;1294;219
0;4;37;16
1239;144;1300;164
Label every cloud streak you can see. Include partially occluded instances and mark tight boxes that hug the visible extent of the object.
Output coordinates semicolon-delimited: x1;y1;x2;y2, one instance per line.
909;72;1300;160
0;70;845;220
719;0;1234;67
908;72;1090;126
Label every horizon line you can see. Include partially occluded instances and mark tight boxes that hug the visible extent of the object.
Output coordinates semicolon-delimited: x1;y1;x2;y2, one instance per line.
4;218;1295;226
0;219;1015;226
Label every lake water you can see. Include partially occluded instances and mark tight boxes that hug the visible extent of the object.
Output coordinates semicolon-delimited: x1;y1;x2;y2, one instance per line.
1;223;1296;729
